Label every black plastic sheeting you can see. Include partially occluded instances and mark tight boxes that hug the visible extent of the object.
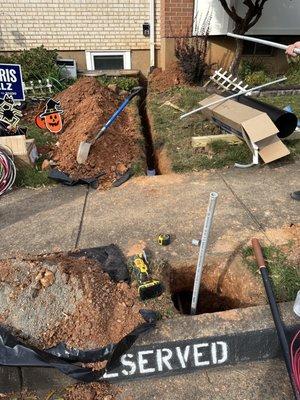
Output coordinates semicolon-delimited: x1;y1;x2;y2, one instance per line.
0;310;157;382
70;245;130;282
48;169;105;187
234;95;298;139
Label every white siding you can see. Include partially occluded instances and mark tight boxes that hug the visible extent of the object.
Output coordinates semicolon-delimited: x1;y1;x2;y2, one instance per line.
238;0;300;35
193;0;232;35
194;0;300;36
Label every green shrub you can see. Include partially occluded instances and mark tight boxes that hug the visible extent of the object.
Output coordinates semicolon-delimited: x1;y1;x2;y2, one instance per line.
0;46;74;92
239;58;268;80
286;58;300;85
243;70;270;86
0;46;61;81
97;76;139;91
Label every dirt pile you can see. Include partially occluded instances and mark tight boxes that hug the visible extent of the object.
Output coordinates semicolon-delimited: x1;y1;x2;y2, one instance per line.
26;77;144;187
0;253;144;350
149;62;187;93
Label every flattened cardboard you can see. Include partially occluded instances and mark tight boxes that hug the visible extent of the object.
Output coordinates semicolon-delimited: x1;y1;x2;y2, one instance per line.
241;114;278;143
256;135;290;163
198;94;290;163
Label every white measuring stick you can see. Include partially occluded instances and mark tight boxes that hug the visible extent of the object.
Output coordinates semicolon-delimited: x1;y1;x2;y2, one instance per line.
180;77;286;119
191;192;218;315
227;33;300;55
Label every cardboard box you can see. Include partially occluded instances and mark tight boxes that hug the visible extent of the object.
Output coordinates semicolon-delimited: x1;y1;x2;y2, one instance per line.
0;135;38;165
199;95;290;163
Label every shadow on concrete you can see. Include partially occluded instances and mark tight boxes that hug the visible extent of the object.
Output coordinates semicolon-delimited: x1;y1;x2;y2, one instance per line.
0;186;87;230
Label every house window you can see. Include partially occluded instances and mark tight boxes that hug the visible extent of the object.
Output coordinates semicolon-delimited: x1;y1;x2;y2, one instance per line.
242;37;276;56
85;51;131;70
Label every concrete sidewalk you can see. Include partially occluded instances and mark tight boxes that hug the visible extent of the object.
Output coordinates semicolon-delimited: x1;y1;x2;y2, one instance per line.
1;161;299;261
118;359;293;400
0;162;299;399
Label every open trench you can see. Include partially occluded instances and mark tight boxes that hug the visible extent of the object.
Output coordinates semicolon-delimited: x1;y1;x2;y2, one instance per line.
134;79;266;316
137;79;159;175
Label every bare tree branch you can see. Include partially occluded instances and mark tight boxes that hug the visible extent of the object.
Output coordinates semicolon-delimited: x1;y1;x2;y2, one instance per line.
218;0;238;21
219;0;270;73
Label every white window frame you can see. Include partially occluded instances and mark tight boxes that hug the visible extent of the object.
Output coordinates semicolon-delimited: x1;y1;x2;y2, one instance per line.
85;50;131;70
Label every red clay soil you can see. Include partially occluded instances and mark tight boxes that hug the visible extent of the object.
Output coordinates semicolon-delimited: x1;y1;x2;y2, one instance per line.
40;255;144;350
148;62;187;93
0;253;147;399
25;77;143;187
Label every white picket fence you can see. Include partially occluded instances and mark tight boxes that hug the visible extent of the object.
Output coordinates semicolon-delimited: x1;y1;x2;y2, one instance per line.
23;79;53;99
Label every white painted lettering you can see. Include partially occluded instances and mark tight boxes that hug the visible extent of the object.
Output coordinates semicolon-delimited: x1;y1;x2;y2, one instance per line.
103;371;119;379
9;69;17;83
138;350;155;374
7;83;12;90
175;345;190;368
121;353;136;376
211;342;218;365
193;343;210;367
157;348;173;371
0;70;6;81
216;341;228;364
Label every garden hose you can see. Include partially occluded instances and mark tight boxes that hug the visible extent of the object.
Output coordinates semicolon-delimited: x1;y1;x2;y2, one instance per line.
0;146;16;196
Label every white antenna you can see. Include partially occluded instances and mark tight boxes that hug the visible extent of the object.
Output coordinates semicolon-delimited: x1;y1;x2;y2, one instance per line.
208;68;248;92
180;77;287;119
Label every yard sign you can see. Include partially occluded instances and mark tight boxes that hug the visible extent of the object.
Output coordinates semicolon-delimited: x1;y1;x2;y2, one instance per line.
0;64;25;101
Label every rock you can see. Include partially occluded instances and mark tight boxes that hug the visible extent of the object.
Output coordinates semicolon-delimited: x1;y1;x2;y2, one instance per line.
119;90;129;96
41;159;50;171
125;299;134;307
116;163;127;174
107;83;118;93
39;269;55;288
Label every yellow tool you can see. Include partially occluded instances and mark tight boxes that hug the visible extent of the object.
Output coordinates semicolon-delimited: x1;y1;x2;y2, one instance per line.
130;252;164;300
157;234;171;246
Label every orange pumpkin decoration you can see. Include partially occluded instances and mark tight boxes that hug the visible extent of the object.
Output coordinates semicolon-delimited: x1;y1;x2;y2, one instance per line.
35;98;63;134
44;112;63;133
35;115;46;129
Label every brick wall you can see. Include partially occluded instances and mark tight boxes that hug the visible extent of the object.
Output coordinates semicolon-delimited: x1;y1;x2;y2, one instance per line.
0;0;160;51
161;0;194;38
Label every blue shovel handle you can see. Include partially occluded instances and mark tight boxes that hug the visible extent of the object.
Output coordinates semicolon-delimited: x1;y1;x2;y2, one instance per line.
93;86;143;142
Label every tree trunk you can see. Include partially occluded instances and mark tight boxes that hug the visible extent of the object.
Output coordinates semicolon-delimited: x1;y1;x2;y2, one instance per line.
230;39;244;76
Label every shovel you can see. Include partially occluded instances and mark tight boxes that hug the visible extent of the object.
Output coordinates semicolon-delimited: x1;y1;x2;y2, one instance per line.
77;86;143;164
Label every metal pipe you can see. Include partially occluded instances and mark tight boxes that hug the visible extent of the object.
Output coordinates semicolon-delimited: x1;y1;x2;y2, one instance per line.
191;192;218;315
149;0;155;69
227;33;300;55
180;77;287;119
251;238;300;400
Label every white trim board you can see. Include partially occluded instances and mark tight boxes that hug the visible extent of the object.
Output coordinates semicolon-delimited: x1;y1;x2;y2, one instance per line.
85;50;131;70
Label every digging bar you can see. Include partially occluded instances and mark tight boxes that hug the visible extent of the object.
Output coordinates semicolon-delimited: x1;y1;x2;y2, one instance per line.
77;86;143;164
191;192;218;315
180;77;286;119
252;238;300;400
227;33;300;55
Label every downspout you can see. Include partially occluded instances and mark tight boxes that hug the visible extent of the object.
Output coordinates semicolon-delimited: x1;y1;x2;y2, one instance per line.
150;0;155;70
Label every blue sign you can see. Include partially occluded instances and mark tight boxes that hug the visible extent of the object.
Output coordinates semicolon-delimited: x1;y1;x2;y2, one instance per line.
0;64;25;101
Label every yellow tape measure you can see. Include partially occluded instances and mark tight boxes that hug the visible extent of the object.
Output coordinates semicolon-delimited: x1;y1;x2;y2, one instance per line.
157;234;171;246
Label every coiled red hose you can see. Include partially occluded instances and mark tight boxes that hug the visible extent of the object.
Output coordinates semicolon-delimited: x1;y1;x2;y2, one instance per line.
291;330;300;393
0;146;16;196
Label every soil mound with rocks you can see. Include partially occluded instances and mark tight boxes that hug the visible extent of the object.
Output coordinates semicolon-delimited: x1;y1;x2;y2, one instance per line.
149;62;187;93
25;77;144;187
0;253;144;349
